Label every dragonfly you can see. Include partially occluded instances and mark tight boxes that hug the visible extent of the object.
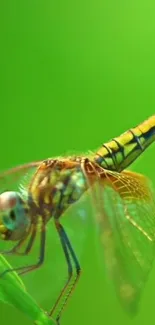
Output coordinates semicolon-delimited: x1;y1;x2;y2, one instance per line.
0;115;155;324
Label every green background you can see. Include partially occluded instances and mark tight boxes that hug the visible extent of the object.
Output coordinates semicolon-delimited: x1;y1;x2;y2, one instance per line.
0;1;155;324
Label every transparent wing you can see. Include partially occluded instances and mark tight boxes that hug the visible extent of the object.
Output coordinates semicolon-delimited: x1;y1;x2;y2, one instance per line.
89;168;155;315
0;161;42;193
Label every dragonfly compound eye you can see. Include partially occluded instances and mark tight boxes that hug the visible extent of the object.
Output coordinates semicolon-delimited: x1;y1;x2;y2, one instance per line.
0;191;31;241
0;191;17;211
10;210;16;221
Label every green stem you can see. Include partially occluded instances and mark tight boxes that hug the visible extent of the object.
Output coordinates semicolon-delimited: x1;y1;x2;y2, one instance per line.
0;255;55;325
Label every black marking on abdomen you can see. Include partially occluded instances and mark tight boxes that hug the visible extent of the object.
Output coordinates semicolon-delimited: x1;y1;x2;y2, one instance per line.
112;138;125;160
95;154;109;169
139;125;155;142
102;144;117;169
129;129;143;151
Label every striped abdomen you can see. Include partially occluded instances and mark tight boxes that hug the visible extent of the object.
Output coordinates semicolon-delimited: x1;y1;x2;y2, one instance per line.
94;115;155;172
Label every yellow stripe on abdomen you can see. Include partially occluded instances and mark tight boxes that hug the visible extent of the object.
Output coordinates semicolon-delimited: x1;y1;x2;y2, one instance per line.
94;115;155;172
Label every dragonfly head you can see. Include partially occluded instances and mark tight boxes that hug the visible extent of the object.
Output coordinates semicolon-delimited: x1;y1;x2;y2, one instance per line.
0;191;31;241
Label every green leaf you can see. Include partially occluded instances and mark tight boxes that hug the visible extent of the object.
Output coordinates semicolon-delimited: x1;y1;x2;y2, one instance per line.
0;254;55;325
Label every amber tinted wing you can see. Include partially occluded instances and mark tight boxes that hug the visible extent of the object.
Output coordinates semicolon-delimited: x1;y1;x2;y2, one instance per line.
0;161;42;193
90;169;155;315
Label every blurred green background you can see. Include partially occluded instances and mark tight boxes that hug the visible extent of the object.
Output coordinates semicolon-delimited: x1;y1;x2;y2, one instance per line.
0;1;155;324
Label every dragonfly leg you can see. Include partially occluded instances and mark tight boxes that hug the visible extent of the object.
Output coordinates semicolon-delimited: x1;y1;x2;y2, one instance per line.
19;226;37;256
0;225;36;256
0;236;28;256
0;223;45;277
49;220;81;324
48;220;73;319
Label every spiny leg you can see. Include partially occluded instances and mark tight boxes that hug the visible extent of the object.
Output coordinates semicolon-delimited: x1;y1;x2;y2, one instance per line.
18;223;45;276
21;226;37;256
55;224;81;324
49;220;81;324
49;220;73;319
0;222;46;278
0;237;27;256
0;225;36;256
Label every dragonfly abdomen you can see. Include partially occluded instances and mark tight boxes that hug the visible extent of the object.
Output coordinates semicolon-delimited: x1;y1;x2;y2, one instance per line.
94;115;155;172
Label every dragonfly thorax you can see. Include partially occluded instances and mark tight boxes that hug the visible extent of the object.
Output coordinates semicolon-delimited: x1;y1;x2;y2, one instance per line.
52;170;87;218
0;191;31;241
29;165;88;220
